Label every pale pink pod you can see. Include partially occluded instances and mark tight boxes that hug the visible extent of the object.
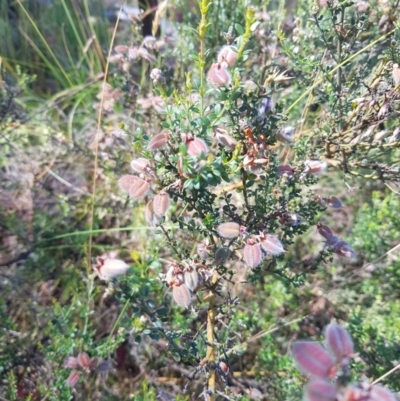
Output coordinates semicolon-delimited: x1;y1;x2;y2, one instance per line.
304;379;337;401
277;165;296;178
145;200;161;226
114;44;128;54
165;265;175;287
325;323;354;362
243;239;263;269
66;370;80;387
77;352;91;369
214;247;231;264
95;258;130;280
128;178;150;199
292;341;336;379
207;63;232;86
184;268;199;291
64;356;79;369
186;137;209;157
118;175;138;192
214;128;237;151
217;45;238;68
317;223;334;240
147;132;169;151
393;63;400;86
324;235;341;248
370;385;397;401
258;233;284;255
217;222;240;239
172;282;191;308
333;241;356;258
305;160;328;176
153;192;170;218
276;126;295;144
130;158;152;174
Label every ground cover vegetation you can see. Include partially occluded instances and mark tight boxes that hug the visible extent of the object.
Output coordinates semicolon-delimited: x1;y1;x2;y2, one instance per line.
0;0;400;400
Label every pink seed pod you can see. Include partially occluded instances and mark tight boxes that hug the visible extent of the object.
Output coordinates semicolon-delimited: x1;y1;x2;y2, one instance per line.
128;178;151;199
147;132;169;151
324;235;341;248
207;63;232;86
217;45;238;68
172;282;191;308
258;233;284;256
304;379;337;401
243;239;263;269
214;128;237;151
325;323;354;363
317;223;334;240
77;352;91;370
130;158;152;174
197;241;212;260
114;44;128;54
277;164;296;178
276;126;295;144
186;136;209;157
370;384;397;401
393;63;400;86
66;370;80;387
88;357;99;369
118;175;138;192
184;268;199;291
153;191;170;218
217;222;240;239
145;200;161;226
292;341;336;379
305;160;328;176
324;196;343;209
94;257;130;280
64;356;79;369
333;241;356;258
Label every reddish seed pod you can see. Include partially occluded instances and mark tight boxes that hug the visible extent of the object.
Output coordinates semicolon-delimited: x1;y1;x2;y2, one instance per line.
153;192;170;218
259;233;284;256
333;241;356;258
217;222;240;239
77;352;91;370
292;341;336;379
130;158;152;174
147;132;169;151
325;323;354;363
66;370;80;387
65;356;79;369
145;200;161;226
317;223;334;240
324;196;343;209
243;239;263;269
128;178;150;199
186;136;209;157
118;175;138;192
304;379;337;401
219;361;230;374
172;282;191;308
114;44;128;54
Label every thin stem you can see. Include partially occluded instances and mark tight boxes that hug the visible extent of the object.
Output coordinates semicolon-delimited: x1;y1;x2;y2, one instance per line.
198;0;210;115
